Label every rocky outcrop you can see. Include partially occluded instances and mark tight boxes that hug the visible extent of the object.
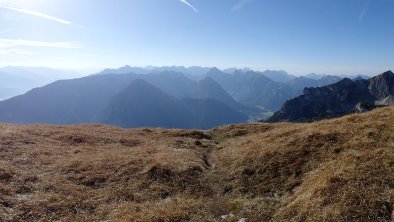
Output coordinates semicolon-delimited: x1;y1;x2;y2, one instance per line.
368;71;394;99
269;70;394;122
353;102;377;113
375;95;394;106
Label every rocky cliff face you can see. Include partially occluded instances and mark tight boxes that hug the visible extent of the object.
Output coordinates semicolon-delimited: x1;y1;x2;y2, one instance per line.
269;70;394;122
368;71;394;99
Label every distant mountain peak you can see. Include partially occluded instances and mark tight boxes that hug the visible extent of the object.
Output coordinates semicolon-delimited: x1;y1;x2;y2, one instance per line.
207;67;221;73
262;70;289;75
374;70;394;79
99;65;211;76
260;70;296;83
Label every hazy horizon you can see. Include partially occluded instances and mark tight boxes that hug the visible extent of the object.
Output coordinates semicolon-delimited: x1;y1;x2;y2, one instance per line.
1;0;393;76
1;64;389;77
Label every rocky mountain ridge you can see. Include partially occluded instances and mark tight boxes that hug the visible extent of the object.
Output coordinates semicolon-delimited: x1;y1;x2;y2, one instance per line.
269;70;394;122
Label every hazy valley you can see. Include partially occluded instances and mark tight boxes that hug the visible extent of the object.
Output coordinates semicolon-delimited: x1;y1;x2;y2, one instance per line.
0;66;370;129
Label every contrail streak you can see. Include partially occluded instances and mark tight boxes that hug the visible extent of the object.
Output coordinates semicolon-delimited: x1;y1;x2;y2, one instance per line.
232;0;253;11
358;0;369;21
0;4;72;25
179;0;198;13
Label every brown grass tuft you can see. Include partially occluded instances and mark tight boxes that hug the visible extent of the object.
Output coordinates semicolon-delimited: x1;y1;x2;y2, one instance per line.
1;107;394;221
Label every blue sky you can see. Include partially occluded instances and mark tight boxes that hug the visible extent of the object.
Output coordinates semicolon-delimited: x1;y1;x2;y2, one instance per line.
0;0;393;75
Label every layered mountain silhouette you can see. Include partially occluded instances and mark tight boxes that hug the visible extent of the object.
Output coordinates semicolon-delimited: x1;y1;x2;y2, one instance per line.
192;77;250;112
260;70;296;82
0;73;247;129
0;65;356;128
206;68;342;110
99;65;211;80
0;74;135;124
269;70;394;122
136;72;251;114
98;79;193;128
99;79;247;129
99;67;343;112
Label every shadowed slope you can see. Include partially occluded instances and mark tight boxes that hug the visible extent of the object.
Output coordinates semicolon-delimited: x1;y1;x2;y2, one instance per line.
0;73;249;128
98;79;247;129
98;79;194;129
270;70;394;122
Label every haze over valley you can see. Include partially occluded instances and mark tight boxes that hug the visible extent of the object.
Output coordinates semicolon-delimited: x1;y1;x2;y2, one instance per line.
0;65;377;129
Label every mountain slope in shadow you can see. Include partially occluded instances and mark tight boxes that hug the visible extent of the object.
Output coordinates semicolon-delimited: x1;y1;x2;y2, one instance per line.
98;79;193;129
99;79;247;129
269;70;394;122
0;75;247;129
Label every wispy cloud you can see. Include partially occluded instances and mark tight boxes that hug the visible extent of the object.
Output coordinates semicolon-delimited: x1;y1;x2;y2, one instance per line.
0;39;81;48
0;4;73;25
358;0;369;21
0;48;32;55
232;0;253;11
179;0;198;13
0;28;13;35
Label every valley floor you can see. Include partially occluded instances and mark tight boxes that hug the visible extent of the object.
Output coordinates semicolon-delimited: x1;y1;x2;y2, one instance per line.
2;107;394;221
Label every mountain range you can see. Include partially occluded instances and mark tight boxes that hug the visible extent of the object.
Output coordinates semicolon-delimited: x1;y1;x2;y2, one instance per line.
206;68;343;110
98;79;247;129
0;65;377;129
0;72;249;129
269;70;394;122
99;65;211;81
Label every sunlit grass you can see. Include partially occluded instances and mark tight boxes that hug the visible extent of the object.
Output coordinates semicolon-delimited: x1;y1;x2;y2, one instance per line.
1;107;394;221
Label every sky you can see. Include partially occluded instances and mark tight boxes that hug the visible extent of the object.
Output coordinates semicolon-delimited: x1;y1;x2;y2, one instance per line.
0;0;393;75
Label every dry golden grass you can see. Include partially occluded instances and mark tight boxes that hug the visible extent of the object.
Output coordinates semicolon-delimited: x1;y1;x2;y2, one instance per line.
2;107;394;221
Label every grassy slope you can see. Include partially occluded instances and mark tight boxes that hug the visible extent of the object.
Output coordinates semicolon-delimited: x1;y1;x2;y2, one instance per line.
1;107;394;221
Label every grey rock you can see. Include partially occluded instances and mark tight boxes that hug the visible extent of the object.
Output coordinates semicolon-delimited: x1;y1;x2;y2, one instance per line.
269;70;394;122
